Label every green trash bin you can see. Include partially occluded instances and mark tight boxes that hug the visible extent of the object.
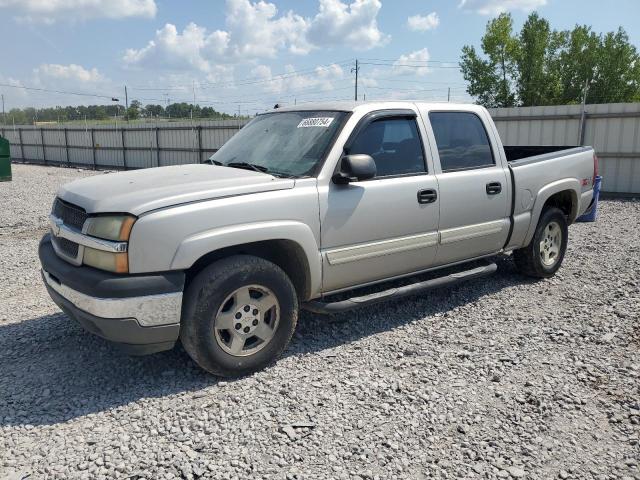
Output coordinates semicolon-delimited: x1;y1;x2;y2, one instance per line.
0;136;10;182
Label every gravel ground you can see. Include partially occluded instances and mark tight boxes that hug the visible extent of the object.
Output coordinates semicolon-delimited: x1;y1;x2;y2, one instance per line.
1;163;639;480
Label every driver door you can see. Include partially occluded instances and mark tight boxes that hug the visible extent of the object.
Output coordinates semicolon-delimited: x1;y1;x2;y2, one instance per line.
319;111;440;293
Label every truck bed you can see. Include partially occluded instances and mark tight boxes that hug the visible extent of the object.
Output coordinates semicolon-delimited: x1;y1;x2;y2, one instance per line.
504;145;579;162
504;145;595;250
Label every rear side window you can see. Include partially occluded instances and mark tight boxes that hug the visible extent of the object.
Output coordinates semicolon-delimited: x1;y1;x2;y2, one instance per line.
349;117;425;177
429;112;494;172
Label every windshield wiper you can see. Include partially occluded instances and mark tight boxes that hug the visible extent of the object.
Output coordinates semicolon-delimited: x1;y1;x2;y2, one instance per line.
203;159;223;166
268;171;298;179
227;162;270;174
217;160;298;179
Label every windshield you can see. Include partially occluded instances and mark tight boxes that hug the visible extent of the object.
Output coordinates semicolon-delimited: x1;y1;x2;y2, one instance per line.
209;110;348;177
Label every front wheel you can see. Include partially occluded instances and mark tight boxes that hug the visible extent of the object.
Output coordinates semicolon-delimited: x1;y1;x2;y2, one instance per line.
180;255;298;377
513;207;568;278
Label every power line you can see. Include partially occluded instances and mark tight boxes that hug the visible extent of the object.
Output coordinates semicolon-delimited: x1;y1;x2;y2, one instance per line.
0;82;117;100
358;57;460;64
359;62;461;70
363;76;467;86
129;59;354;92
364;85;467;93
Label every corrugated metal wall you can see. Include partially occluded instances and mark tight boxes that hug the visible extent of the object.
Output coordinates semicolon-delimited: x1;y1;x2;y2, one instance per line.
2;104;640;193
489;102;640;194
0;119;248;171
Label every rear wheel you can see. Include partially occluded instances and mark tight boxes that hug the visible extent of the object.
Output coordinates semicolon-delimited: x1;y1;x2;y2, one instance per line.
180;255;298;377
513;207;568;278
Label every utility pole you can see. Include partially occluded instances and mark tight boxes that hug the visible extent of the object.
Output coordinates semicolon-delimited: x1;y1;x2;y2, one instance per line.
447;87;451;102
578;79;590;146
1;94;5;125
124;85;129;122
191;80;196;120
351;59;360;101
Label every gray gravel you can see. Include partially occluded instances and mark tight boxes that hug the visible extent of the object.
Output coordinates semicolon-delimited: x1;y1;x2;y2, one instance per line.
1;163;639;480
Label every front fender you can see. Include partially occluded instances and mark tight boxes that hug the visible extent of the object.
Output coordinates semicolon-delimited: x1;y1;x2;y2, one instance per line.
523;178;580;245
170;220;322;297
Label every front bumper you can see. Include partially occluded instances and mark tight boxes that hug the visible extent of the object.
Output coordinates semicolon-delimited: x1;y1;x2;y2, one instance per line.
39;234;185;355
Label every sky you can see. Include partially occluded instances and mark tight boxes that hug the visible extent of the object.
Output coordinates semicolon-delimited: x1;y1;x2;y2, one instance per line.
0;0;639;116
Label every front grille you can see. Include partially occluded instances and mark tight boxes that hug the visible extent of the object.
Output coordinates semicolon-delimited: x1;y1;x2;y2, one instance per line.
53;236;79;258
52;198;87;231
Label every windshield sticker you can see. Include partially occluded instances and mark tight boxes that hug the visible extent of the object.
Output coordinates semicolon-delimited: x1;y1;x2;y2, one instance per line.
297;117;335;128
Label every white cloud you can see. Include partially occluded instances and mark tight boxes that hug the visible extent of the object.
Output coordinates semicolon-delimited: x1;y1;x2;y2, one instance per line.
407;12;439;31
205;65;236;85
224;0;311;57
124;0;389;72
0;0;157;22
35;64;105;83
124;1;310;71
123;23;229;73
458;0;546;15
2;64;116;109
393;48;431;77
0;75;28;103
307;0;389;50
360;76;378;87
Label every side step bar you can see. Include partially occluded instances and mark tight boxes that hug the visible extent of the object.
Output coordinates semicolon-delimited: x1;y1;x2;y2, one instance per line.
303;263;498;314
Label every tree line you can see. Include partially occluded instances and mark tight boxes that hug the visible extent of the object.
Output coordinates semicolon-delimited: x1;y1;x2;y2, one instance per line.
2;101;237;125
460;12;640;108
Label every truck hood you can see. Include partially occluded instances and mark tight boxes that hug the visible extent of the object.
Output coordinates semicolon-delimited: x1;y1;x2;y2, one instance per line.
57;164;295;215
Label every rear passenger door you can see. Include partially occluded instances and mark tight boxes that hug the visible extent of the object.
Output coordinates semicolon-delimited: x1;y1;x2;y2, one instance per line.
424;110;510;265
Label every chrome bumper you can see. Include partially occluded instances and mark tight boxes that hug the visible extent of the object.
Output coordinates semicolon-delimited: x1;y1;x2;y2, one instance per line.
42;269;182;327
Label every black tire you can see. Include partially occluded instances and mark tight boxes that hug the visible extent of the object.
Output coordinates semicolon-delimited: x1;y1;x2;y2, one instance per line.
180;255;298;377
513;207;568;278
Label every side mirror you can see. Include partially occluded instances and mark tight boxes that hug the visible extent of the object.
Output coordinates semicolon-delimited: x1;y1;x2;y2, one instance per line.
333;154;376;184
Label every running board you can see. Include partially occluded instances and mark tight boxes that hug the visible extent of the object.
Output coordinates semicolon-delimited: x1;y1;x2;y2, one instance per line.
303;263;498;314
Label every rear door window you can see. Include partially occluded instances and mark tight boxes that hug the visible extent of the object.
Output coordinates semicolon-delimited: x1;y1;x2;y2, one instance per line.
429;112;495;172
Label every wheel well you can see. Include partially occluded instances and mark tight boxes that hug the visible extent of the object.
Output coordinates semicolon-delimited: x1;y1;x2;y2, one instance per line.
543;190;576;222
185;240;312;301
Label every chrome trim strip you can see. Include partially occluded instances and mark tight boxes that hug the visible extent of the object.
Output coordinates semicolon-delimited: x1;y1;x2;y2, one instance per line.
43;270;182;327
325;220;507;267
439;220;506;245
326;232;439;266
50;215;128;253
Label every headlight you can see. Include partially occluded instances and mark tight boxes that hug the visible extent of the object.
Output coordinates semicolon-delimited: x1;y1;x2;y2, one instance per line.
83;215;136;273
85;215;136;241
83;247;129;273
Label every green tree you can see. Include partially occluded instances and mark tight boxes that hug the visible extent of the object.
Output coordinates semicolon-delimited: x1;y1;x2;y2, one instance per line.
556;25;600;104
143;104;165;118
126;100;142;120
461;13;640;106
590;28;640;103
460;13;518;107
516;12;552;106
166;102;192;118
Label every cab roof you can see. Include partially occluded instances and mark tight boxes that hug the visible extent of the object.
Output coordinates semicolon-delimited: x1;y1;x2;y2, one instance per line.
264;100;483;115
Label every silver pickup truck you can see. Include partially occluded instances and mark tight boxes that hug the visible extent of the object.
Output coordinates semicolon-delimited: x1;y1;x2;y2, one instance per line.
39;102;598;376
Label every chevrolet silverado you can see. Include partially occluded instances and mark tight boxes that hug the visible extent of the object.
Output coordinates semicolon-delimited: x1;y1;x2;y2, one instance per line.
39;102;598;376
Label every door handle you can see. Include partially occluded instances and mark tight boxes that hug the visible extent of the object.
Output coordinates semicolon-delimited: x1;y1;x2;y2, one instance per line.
486;182;502;195
417;189;438;204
